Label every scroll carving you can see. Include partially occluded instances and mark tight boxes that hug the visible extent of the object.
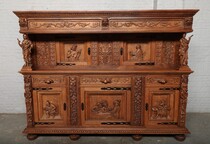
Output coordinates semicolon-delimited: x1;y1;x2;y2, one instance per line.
69;77;79;126
29;21;100;29
129;44;145;61
132;76;144;126
110;20;183;29
151;100;171;119
91;100;121;118
178;75;188;127
179;34;193;67
43;100;57;118
18;34;33;70
36;42;56;66
24;75;34;127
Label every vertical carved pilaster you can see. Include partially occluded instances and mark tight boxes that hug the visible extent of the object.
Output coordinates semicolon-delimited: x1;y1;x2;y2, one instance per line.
69;76;79;126
132;76;144;126
18;34;33;70
178;75;188;127
24;75;34;127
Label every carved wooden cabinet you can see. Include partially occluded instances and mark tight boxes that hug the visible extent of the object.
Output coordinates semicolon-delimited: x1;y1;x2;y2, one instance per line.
14;10;198;141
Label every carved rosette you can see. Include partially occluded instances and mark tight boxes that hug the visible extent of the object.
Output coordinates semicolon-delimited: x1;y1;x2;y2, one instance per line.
132;76;144;126
24;75;34;127
178;75;188;127
69;76;79;126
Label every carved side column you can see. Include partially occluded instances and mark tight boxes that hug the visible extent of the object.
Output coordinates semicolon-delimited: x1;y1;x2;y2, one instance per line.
69;76;79;126
178;75;188;127
18;34;33;71
24;75;34;127
179;34;193;70
132;76;144;126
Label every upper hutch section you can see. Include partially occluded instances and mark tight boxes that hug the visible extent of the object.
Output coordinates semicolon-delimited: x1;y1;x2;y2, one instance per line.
14;10;198;34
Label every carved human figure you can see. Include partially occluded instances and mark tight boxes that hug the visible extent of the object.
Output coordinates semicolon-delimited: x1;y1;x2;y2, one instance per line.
17;34;33;67
152;100;171;119
130;44;145;60
44;100;57;118
179;34;193;66
67;44;82;61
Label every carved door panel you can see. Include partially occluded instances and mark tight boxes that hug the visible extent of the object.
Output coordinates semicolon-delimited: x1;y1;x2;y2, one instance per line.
33;88;67;126
56;41;90;66
122;41;155;66
145;88;179;127
81;87;131;126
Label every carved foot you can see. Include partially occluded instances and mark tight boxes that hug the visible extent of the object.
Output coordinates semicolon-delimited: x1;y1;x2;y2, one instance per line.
132;134;142;141
174;134;186;141
27;134;38;140
69;134;80;141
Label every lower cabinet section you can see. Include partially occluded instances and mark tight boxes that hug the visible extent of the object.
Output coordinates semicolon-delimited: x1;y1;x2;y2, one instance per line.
24;74;189;141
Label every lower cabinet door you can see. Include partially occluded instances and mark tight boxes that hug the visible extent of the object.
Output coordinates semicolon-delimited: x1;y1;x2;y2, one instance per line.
81;87;131;126
145;88;179;127
33;88;67;126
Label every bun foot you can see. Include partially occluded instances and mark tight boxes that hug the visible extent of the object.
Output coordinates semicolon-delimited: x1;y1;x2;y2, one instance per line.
174;134;186;141
132;134;142;141
69;134;80;141
27;134;38;140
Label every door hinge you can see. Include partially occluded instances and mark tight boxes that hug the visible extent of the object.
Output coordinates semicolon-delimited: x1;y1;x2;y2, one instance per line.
63;103;66;111
81;103;84;111
145;103;149;111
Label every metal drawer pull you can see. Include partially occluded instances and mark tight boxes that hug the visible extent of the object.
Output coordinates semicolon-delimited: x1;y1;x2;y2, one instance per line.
100;79;112;84
157;79;167;84
44;80;54;84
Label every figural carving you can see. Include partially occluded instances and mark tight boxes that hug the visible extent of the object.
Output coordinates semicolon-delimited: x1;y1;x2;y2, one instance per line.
129;44;145;61
18;34;33;69
152;100;171;119
179;34;193;67
67;44;82;61
43;100;57;118
91;100;121;118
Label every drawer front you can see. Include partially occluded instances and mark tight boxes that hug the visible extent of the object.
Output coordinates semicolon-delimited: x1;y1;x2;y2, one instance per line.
32;75;65;87
146;75;180;87
80;75;132;86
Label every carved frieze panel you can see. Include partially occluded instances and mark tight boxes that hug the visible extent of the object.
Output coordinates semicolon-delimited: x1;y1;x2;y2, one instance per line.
109;19;184;30
28;20;101;30
80;76;131;85
35;42;56;67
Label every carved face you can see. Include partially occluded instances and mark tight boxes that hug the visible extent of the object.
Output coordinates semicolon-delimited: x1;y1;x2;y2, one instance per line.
23;34;28;39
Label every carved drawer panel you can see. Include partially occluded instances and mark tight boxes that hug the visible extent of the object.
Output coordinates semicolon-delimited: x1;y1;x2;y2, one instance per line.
32;75;65;87
146;75;180;87
80;75;132;86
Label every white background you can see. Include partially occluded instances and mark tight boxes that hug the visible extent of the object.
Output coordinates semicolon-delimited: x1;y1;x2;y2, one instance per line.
0;0;209;113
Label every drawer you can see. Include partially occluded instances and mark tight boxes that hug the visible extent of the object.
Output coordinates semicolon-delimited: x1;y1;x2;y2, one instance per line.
80;75;131;86
146;75;180;86
32;75;65;87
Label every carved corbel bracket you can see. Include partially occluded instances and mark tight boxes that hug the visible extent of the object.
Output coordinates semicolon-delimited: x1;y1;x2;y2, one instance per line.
102;17;109;28
179;33;193;70
19;18;28;28
17;34;33;71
